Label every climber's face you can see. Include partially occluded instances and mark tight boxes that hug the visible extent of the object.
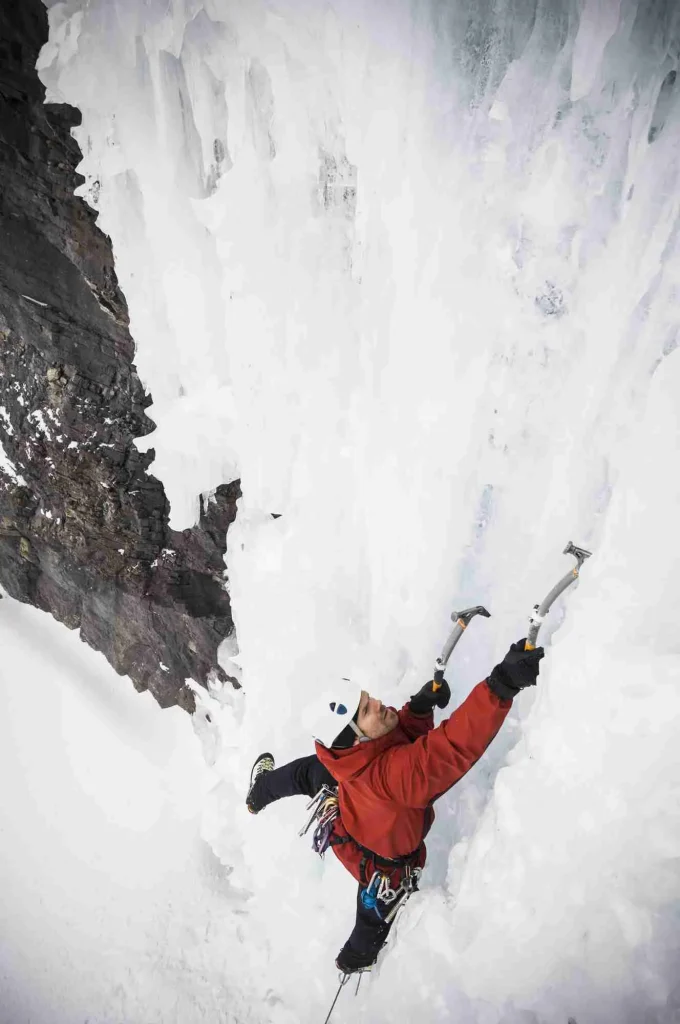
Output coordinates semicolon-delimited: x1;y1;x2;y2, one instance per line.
355;691;399;741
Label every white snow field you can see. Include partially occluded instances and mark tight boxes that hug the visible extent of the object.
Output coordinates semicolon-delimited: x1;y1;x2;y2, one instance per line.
0;595;253;1024
4;0;676;1021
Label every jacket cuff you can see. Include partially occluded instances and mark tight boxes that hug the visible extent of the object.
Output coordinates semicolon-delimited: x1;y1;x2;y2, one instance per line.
485;671;516;703
407;698;436;717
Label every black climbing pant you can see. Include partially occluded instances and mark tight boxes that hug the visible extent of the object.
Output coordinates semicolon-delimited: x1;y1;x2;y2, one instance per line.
250;753;396;968
250;753;336;808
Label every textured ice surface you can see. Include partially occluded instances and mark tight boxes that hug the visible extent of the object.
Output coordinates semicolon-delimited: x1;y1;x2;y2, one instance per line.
29;1;680;1021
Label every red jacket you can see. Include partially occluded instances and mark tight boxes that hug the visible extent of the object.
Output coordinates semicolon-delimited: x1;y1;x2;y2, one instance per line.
315;680;511;884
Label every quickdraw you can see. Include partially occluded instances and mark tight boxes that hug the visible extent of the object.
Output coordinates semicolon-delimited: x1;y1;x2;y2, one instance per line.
359;862;421;922
299;785;340;857
359;871;397;915
383;863;422;925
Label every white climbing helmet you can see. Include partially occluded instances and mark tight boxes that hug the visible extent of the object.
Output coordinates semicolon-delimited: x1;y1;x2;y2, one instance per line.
303;678;365;748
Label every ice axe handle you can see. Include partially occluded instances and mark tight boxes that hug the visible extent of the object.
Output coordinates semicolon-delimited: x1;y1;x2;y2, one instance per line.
525;541;592;649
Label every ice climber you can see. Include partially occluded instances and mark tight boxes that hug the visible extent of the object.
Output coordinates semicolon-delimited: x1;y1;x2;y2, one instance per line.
245;639;544;975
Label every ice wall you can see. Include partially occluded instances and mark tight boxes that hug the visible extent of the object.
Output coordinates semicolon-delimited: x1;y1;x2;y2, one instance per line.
37;2;680;1022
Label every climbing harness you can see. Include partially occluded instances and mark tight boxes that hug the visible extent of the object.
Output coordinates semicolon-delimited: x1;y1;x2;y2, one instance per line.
301;787;423;930
299;784;339;856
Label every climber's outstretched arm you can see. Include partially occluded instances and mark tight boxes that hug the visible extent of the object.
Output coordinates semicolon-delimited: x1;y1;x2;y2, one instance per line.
365;681;511;808
363;639;543;808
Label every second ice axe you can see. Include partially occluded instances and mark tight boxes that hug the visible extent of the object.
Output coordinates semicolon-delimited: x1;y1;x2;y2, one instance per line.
432;605;491;691
525;541;592;651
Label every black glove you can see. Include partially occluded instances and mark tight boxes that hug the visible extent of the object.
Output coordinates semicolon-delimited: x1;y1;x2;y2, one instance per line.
409;670;451;715
487;639;544;701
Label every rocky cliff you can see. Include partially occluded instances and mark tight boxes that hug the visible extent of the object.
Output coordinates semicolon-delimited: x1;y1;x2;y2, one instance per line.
0;0;240;711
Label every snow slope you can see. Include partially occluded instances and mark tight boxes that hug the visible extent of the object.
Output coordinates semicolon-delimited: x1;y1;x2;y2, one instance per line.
0;595;260;1024
7;0;678;1020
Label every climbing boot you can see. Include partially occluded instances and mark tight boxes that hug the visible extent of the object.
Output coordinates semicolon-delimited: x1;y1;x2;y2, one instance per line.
335;942;378;976
246;752;275;814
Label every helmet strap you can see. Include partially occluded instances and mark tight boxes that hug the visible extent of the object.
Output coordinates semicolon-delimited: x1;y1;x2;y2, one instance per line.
348;718;369;743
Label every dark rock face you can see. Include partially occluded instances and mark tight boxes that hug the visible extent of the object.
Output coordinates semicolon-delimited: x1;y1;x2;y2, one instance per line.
0;0;241;711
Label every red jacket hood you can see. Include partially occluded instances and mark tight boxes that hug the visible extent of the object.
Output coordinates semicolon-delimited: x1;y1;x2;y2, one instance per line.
314;709;407;781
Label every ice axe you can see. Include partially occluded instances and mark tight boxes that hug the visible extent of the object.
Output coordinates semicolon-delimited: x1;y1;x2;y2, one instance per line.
432;605;491;691
524;541;592;651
